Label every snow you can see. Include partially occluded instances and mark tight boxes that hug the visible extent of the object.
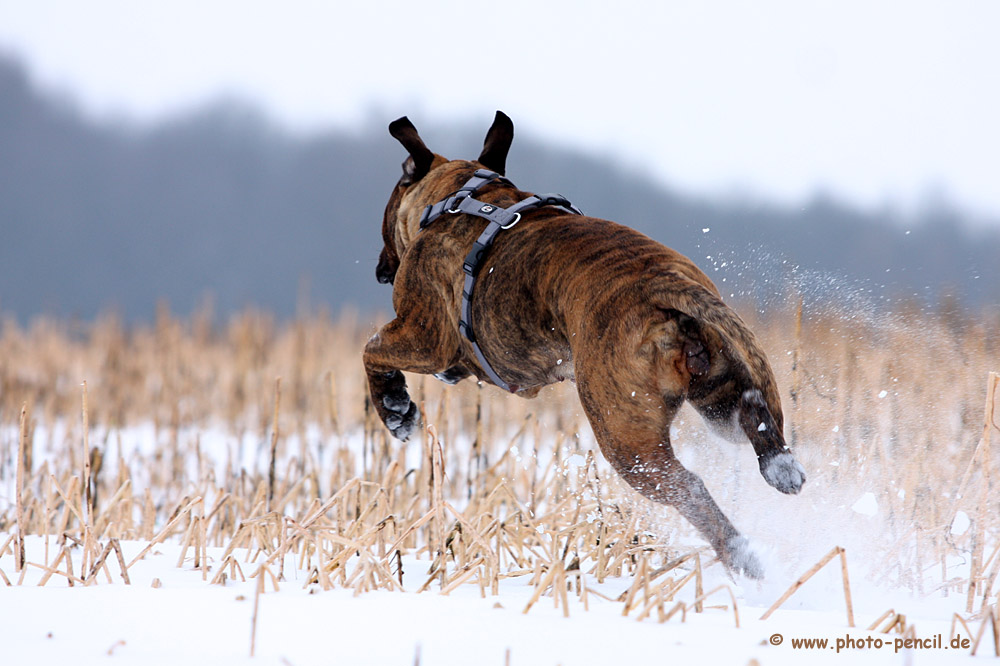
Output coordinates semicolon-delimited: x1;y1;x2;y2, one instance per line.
951;511;971;536
0;536;988;666
0;422;994;665
851;493;878;517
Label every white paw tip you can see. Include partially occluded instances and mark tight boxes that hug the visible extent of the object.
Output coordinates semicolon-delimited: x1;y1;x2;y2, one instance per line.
762;452;806;494
726;536;764;579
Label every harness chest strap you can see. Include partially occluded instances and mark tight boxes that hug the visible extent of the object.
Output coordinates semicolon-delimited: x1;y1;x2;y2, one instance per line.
419;169;582;392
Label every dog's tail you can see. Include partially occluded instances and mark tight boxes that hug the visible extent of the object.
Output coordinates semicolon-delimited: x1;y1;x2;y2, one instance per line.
654;274;778;407
651;272;805;494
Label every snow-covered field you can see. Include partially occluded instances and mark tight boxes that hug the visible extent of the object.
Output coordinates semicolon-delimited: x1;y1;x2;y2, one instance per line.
1;310;997;664
1;419;996;665
0;533;992;666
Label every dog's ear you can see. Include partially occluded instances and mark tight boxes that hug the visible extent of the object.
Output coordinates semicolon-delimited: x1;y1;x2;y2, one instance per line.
389;116;434;183
478;110;514;175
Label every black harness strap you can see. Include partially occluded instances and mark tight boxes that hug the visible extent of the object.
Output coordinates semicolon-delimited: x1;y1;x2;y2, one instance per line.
419;169;582;393
419;169;515;228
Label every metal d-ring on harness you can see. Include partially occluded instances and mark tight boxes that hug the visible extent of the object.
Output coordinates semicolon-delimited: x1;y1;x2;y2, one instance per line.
418;169;583;393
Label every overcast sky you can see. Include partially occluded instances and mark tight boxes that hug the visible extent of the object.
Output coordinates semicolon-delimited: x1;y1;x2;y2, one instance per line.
1;0;998;221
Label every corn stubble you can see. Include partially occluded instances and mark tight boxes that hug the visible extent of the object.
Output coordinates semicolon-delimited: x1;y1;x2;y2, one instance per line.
0;304;997;652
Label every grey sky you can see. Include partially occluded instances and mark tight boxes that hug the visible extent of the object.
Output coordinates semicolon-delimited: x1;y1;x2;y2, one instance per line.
1;0;997;221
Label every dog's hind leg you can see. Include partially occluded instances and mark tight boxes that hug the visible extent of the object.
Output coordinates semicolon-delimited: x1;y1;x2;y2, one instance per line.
650;281;806;495
738;388;806;495
575;364;763;578
688;364;806;495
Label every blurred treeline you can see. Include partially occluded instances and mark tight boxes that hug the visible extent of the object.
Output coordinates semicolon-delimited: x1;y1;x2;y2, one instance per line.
1;54;996;323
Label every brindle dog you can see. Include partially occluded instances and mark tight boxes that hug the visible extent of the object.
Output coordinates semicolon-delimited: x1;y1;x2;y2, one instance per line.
365;111;805;578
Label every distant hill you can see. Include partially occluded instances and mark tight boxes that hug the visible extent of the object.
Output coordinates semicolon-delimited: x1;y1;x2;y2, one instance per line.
1;55;996;323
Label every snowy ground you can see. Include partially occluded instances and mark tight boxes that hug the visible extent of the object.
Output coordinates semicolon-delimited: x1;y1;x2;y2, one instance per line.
0;533;991;665
2;412;997;665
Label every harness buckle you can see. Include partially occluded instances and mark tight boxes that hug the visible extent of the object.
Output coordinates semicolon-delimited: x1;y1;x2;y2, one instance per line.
499;212;521;230
446;194;466;215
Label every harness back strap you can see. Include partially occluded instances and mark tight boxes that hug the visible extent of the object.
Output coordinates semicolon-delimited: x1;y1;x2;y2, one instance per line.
419;169;582;393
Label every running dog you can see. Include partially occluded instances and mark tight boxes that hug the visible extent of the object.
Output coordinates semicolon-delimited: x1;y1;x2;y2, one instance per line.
364;111;805;578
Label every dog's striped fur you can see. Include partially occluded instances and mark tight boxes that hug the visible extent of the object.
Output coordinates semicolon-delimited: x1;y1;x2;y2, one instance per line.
364;112;805;578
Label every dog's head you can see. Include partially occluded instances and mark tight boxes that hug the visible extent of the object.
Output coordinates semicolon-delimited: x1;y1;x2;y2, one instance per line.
376;111;515;285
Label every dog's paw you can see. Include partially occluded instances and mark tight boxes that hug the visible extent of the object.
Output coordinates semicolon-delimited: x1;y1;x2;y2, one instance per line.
383;393;411;413
760;451;806;495
382;394;420;441
433;365;469;385
724;535;764;580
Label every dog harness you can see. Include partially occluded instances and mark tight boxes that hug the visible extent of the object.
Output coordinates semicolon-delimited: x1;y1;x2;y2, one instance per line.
419;168;582;393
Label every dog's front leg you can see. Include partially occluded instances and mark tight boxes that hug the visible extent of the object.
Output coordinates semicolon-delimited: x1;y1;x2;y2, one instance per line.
364;318;458;441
